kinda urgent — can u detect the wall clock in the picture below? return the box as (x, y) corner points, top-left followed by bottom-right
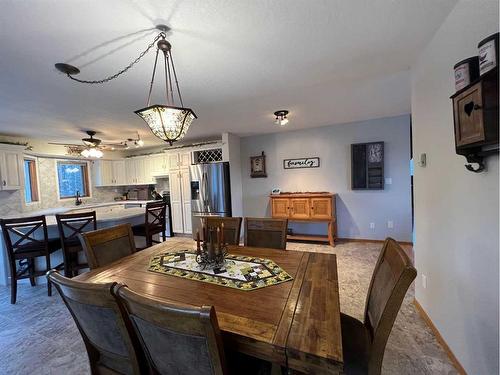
(250, 151), (267, 178)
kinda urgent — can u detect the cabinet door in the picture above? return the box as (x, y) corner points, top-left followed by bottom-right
(453, 82), (485, 146)
(271, 198), (289, 218)
(167, 153), (179, 171)
(180, 169), (192, 233)
(169, 171), (184, 233)
(142, 157), (156, 184)
(125, 158), (137, 184)
(0, 152), (21, 190)
(101, 160), (114, 186)
(310, 198), (332, 219)
(179, 152), (191, 168)
(112, 160), (126, 185)
(290, 198), (310, 219)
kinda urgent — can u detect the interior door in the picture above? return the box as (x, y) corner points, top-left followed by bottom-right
(310, 198), (332, 219)
(290, 198), (310, 219)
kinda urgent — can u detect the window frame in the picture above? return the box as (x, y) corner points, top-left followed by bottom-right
(23, 157), (40, 205)
(56, 160), (91, 200)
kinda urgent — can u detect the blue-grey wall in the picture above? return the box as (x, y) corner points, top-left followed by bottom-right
(240, 114), (412, 242)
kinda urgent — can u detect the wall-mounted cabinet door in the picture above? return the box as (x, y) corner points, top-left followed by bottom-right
(310, 198), (332, 219)
(271, 198), (289, 218)
(125, 158), (137, 184)
(142, 158), (156, 184)
(167, 153), (180, 171)
(112, 160), (126, 185)
(150, 154), (168, 176)
(179, 152), (191, 168)
(289, 198), (310, 219)
(0, 151), (21, 190)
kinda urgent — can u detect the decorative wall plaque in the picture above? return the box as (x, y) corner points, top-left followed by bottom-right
(250, 151), (267, 178)
(283, 157), (320, 169)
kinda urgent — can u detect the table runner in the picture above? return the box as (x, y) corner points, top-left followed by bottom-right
(148, 250), (293, 290)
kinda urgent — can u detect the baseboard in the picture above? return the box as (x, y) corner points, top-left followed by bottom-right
(413, 299), (467, 375)
(336, 237), (413, 246)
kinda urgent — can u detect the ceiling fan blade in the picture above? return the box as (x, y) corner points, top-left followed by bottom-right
(48, 142), (83, 146)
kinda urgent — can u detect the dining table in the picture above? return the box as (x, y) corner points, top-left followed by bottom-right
(75, 240), (344, 374)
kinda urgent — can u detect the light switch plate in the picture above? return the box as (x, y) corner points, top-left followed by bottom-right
(369, 222), (375, 229)
(387, 220), (394, 228)
(385, 178), (392, 185)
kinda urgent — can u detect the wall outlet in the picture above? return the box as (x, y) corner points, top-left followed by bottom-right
(385, 177), (392, 185)
(369, 222), (375, 229)
(387, 220), (394, 229)
(422, 274), (427, 289)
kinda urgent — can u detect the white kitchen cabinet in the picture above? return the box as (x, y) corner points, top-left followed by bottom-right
(112, 160), (126, 185)
(169, 167), (192, 234)
(0, 151), (21, 190)
(150, 154), (169, 176)
(125, 158), (137, 184)
(167, 151), (192, 171)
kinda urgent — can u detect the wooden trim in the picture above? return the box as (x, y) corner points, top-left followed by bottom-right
(413, 299), (467, 375)
(336, 237), (413, 246)
(24, 158), (39, 202)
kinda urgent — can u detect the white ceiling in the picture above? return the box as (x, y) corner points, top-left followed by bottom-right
(0, 0), (457, 147)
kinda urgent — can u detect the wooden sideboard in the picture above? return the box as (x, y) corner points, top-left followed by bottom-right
(270, 193), (336, 246)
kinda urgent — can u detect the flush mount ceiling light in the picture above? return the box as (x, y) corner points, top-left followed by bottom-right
(55, 25), (196, 146)
(81, 147), (103, 158)
(274, 110), (289, 126)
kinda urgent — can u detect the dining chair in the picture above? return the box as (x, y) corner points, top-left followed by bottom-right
(115, 285), (228, 375)
(0, 215), (61, 304)
(132, 201), (167, 249)
(56, 211), (96, 277)
(46, 270), (145, 375)
(79, 223), (136, 269)
(204, 216), (242, 245)
(340, 238), (417, 375)
(244, 218), (288, 250)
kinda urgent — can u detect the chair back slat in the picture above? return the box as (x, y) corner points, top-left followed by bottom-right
(79, 224), (136, 269)
(244, 218), (288, 250)
(47, 270), (143, 374)
(115, 285), (228, 375)
(145, 201), (166, 232)
(363, 238), (417, 373)
(56, 211), (97, 243)
(204, 217), (242, 245)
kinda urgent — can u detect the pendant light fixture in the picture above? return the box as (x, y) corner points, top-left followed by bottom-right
(134, 36), (197, 145)
(274, 110), (289, 126)
(54, 26), (196, 146)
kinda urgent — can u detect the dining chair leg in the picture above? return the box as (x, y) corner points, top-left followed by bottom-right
(8, 260), (17, 304)
(29, 259), (36, 286)
(46, 254), (52, 297)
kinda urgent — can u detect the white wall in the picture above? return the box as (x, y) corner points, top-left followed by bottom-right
(240, 115), (412, 242)
(411, 2), (499, 374)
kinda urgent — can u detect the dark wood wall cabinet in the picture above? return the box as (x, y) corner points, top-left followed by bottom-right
(351, 142), (384, 190)
(451, 67), (499, 172)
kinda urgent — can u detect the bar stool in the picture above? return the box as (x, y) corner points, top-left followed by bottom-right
(56, 211), (96, 277)
(0, 215), (61, 304)
(132, 201), (167, 249)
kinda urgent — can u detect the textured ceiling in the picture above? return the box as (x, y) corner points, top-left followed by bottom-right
(0, 0), (457, 146)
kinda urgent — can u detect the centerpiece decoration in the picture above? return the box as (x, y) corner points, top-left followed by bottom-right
(195, 223), (227, 270)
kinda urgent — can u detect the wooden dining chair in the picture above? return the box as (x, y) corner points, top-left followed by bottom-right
(47, 270), (145, 375)
(340, 238), (417, 375)
(79, 223), (136, 270)
(244, 218), (288, 250)
(0, 215), (61, 304)
(114, 285), (228, 375)
(56, 211), (96, 277)
(204, 216), (242, 245)
(132, 201), (167, 249)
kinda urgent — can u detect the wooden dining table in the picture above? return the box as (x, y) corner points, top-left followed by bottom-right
(75, 241), (344, 374)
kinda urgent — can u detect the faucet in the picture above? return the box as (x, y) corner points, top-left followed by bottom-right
(75, 190), (83, 206)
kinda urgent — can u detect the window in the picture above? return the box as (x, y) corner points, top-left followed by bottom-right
(24, 159), (39, 203)
(57, 162), (90, 199)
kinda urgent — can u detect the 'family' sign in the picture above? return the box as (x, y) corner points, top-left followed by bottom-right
(283, 157), (320, 169)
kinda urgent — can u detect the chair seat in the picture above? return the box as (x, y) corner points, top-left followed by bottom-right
(14, 238), (61, 257)
(341, 313), (371, 375)
(131, 223), (146, 236)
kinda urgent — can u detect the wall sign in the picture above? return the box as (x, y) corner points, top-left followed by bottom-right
(250, 151), (267, 178)
(283, 157), (320, 169)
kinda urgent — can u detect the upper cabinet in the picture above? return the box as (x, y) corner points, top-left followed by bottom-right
(0, 150), (22, 190)
(168, 151), (191, 171)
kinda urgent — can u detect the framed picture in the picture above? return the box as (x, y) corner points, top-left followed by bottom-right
(250, 151), (267, 178)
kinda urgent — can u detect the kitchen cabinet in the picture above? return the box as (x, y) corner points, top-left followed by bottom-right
(112, 160), (126, 185)
(270, 193), (336, 246)
(150, 154), (169, 176)
(125, 157), (148, 185)
(168, 151), (191, 171)
(94, 159), (128, 186)
(169, 167), (192, 234)
(0, 150), (21, 190)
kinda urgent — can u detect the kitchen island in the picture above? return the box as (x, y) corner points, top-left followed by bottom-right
(0, 201), (165, 286)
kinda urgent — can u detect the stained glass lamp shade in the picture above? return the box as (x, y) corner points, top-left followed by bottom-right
(135, 105), (196, 146)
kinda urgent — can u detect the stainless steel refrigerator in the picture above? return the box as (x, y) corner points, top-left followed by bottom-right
(190, 162), (231, 239)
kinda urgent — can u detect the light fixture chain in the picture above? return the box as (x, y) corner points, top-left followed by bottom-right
(67, 32), (166, 85)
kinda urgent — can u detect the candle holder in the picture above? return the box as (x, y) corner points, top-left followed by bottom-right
(195, 224), (228, 270)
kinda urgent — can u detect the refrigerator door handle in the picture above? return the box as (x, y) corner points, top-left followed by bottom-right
(203, 171), (209, 211)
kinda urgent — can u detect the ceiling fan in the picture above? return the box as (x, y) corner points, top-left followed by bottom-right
(49, 130), (144, 158)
